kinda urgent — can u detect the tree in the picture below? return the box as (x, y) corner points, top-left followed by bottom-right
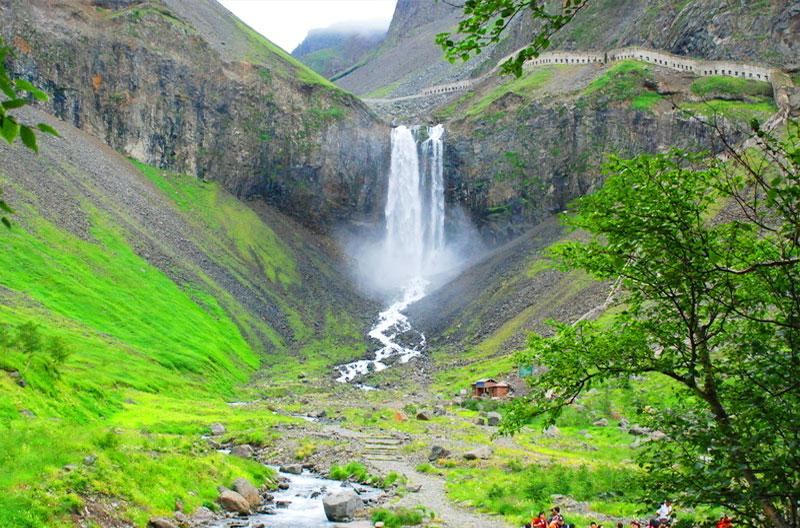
(0, 37), (59, 228)
(436, 0), (589, 77)
(505, 122), (800, 528)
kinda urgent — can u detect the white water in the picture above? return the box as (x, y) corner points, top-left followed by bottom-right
(336, 125), (445, 384)
(210, 468), (381, 528)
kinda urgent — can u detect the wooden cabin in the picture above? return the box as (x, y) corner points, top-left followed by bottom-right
(472, 378), (511, 398)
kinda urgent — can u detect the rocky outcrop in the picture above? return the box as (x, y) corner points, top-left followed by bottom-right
(218, 489), (251, 514)
(0, 0), (390, 229)
(232, 477), (260, 508)
(444, 96), (743, 244)
(323, 489), (364, 522)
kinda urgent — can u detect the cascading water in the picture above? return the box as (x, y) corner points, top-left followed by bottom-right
(336, 125), (445, 383)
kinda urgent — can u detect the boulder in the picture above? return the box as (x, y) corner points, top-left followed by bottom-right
(463, 446), (493, 460)
(433, 405), (446, 416)
(209, 423), (226, 436)
(147, 517), (178, 528)
(628, 424), (649, 436)
(173, 511), (190, 527)
(592, 418), (609, 427)
(190, 506), (215, 520)
(428, 445), (451, 461)
(416, 409), (432, 421)
(393, 411), (407, 422)
(323, 489), (364, 522)
(280, 464), (303, 475)
(649, 431), (667, 441)
(618, 417), (630, 428)
(473, 417), (485, 426)
(486, 412), (502, 426)
(406, 484), (422, 493)
(275, 500), (291, 508)
(542, 425), (561, 438)
(308, 409), (327, 418)
(232, 477), (260, 507)
(218, 490), (250, 514)
(83, 455), (97, 465)
(230, 444), (255, 459)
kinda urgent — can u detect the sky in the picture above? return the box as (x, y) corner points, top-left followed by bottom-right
(219, 0), (398, 53)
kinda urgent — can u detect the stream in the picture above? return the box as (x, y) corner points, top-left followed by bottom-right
(209, 468), (381, 528)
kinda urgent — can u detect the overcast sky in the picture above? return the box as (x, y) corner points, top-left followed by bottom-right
(219, 0), (398, 53)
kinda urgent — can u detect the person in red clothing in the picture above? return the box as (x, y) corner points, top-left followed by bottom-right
(717, 514), (733, 528)
(533, 512), (548, 528)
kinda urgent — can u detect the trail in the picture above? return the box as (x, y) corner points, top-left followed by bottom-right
(323, 424), (513, 528)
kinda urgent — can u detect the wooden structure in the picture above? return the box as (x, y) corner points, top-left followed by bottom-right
(472, 378), (511, 398)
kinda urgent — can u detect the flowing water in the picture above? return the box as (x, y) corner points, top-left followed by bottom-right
(336, 125), (446, 384)
(210, 468), (381, 528)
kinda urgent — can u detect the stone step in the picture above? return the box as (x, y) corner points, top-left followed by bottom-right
(364, 439), (403, 445)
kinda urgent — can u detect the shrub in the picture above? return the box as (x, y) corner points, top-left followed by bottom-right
(372, 506), (430, 527)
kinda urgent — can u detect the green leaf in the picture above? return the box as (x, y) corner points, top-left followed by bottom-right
(36, 123), (60, 137)
(15, 79), (48, 101)
(1, 216), (11, 229)
(1, 116), (19, 144)
(2, 98), (27, 110)
(20, 125), (38, 151)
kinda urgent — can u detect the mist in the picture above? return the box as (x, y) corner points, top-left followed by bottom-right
(307, 19), (390, 37)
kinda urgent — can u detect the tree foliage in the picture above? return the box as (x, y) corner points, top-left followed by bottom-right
(506, 121), (800, 528)
(436, 0), (589, 77)
(0, 38), (59, 228)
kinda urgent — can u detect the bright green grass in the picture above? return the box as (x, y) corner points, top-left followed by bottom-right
(232, 19), (339, 89)
(0, 204), (258, 396)
(0, 395), (286, 527)
(631, 91), (664, 111)
(690, 75), (773, 98)
(133, 160), (298, 287)
(680, 99), (777, 123)
(583, 60), (651, 98)
(466, 68), (557, 118)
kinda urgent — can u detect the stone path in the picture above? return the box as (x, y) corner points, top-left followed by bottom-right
(323, 425), (513, 528)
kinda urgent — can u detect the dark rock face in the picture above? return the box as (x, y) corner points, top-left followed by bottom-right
(91, 0), (143, 8)
(501, 0), (800, 68)
(444, 102), (738, 244)
(1, 0), (390, 229)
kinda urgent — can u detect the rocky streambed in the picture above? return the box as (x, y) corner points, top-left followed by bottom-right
(207, 467), (383, 528)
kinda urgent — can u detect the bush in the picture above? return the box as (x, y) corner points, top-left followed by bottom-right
(372, 507), (430, 527)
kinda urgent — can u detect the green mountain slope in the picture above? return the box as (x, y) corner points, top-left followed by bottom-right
(0, 108), (372, 527)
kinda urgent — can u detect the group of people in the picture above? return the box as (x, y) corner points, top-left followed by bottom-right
(524, 502), (733, 528)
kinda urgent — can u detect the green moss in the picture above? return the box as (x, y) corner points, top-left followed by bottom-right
(631, 91), (664, 111)
(690, 75), (773, 98)
(680, 99), (778, 122)
(232, 19), (340, 89)
(466, 68), (556, 118)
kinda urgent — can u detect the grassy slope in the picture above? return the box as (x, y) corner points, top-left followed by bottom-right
(0, 151), (366, 526)
(439, 59), (776, 123)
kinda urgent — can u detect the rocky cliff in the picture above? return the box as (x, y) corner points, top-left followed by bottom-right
(333, 0), (472, 97)
(434, 58), (778, 243)
(0, 0), (390, 228)
(292, 22), (387, 79)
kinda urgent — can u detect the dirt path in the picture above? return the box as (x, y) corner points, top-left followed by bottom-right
(323, 425), (514, 528)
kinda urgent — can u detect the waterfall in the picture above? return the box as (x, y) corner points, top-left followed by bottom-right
(336, 124), (446, 384)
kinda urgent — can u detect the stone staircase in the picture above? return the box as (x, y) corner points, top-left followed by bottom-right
(362, 434), (404, 462)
